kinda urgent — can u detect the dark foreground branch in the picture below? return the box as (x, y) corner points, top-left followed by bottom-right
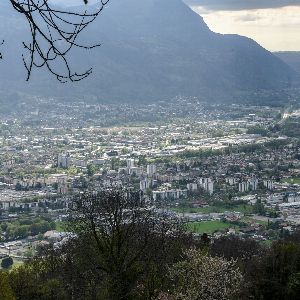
(6, 0), (110, 82)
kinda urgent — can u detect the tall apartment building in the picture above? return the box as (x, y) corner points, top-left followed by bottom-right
(264, 180), (274, 190)
(248, 178), (259, 191)
(140, 179), (151, 191)
(198, 177), (214, 195)
(239, 182), (250, 193)
(147, 164), (157, 176)
(57, 153), (70, 169)
(126, 159), (135, 169)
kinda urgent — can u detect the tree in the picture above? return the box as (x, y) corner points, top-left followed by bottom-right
(66, 188), (191, 299)
(253, 198), (266, 216)
(243, 240), (300, 300)
(1, 257), (14, 269)
(8, 263), (50, 300)
(2, 0), (110, 81)
(30, 221), (51, 235)
(35, 182), (42, 189)
(14, 225), (30, 239)
(210, 236), (261, 263)
(287, 272), (300, 299)
(3, 188), (193, 300)
(0, 272), (15, 300)
(169, 249), (243, 300)
(15, 182), (22, 191)
(87, 164), (96, 177)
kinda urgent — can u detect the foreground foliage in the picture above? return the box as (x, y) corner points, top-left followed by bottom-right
(169, 249), (242, 300)
(1, 190), (300, 299)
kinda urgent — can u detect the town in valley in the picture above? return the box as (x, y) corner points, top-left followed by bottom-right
(1, 96), (300, 267)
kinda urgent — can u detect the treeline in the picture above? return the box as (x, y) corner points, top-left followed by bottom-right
(1, 190), (300, 299)
(279, 118), (300, 138)
(0, 217), (55, 241)
(175, 138), (290, 161)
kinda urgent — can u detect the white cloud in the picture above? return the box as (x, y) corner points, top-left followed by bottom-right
(192, 6), (300, 51)
(185, 0), (300, 11)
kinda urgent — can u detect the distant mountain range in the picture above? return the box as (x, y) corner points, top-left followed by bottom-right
(0, 0), (298, 104)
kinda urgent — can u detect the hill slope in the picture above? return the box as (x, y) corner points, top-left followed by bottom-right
(0, 0), (297, 103)
(275, 52), (300, 74)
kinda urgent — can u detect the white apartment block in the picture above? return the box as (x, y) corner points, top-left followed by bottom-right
(147, 164), (157, 176)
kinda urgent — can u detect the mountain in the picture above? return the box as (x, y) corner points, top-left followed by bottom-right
(0, 0), (298, 103)
(274, 52), (300, 75)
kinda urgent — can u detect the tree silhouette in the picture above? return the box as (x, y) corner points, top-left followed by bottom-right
(1, 0), (110, 82)
(66, 188), (191, 299)
(1, 257), (13, 269)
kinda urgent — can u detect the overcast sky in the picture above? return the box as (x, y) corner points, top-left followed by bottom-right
(186, 0), (300, 51)
(186, 0), (300, 10)
(51, 0), (300, 51)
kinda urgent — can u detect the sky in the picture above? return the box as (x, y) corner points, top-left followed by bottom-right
(51, 0), (300, 52)
(186, 0), (300, 51)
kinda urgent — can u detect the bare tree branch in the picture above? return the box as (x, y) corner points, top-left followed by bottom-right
(0, 40), (4, 60)
(2, 0), (110, 82)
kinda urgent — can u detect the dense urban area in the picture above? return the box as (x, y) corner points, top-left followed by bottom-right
(0, 96), (299, 263)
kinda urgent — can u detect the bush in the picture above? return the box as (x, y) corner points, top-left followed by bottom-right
(1, 257), (13, 269)
(169, 249), (243, 300)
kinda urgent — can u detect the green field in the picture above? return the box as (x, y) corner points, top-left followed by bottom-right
(173, 204), (253, 215)
(186, 220), (235, 234)
(282, 177), (300, 185)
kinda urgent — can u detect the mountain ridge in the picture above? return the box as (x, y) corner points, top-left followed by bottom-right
(0, 0), (298, 103)
(274, 52), (300, 75)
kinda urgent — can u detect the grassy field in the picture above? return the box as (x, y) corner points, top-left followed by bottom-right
(241, 216), (268, 226)
(185, 220), (235, 234)
(282, 177), (300, 185)
(173, 204), (253, 215)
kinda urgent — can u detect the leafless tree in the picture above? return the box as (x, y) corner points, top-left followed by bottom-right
(1, 0), (110, 82)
